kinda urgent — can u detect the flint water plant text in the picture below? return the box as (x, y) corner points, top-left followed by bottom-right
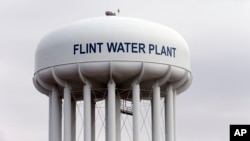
(73, 42), (176, 57)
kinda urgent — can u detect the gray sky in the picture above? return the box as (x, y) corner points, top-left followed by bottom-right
(1, 0), (250, 141)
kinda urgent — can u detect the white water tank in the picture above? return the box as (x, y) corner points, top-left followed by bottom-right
(33, 16), (192, 141)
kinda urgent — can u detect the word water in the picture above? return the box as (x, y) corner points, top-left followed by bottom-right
(230, 125), (250, 141)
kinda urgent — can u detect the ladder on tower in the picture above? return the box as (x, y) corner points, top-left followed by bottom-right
(120, 99), (133, 115)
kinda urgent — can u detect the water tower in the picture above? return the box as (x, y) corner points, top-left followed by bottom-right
(33, 13), (192, 141)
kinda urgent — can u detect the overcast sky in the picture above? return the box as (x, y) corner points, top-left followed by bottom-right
(1, 0), (250, 141)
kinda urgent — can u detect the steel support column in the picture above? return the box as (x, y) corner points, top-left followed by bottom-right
(105, 96), (108, 141)
(49, 90), (52, 141)
(152, 85), (161, 141)
(91, 101), (95, 141)
(84, 84), (91, 141)
(64, 83), (72, 141)
(115, 94), (121, 141)
(71, 100), (76, 141)
(49, 87), (61, 141)
(107, 80), (116, 141)
(165, 85), (175, 141)
(132, 84), (140, 141)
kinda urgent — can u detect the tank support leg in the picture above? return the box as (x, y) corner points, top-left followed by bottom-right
(116, 94), (121, 141)
(165, 85), (175, 141)
(105, 96), (108, 141)
(84, 84), (91, 141)
(152, 85), (161, 141)
(64, 83), (72, 141)
(107, 80), (116, 141)
(91, 101), (95, 141)
(132, 84), (140, 141)
(49, 87), (61, 141)
(71, 100), (76, 141)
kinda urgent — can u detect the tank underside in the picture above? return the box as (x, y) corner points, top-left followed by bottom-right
(33, 61), (192, 101)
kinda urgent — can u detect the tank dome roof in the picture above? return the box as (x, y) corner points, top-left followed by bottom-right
(33, 16), (192, 96)
(35, 16), (190, 72)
